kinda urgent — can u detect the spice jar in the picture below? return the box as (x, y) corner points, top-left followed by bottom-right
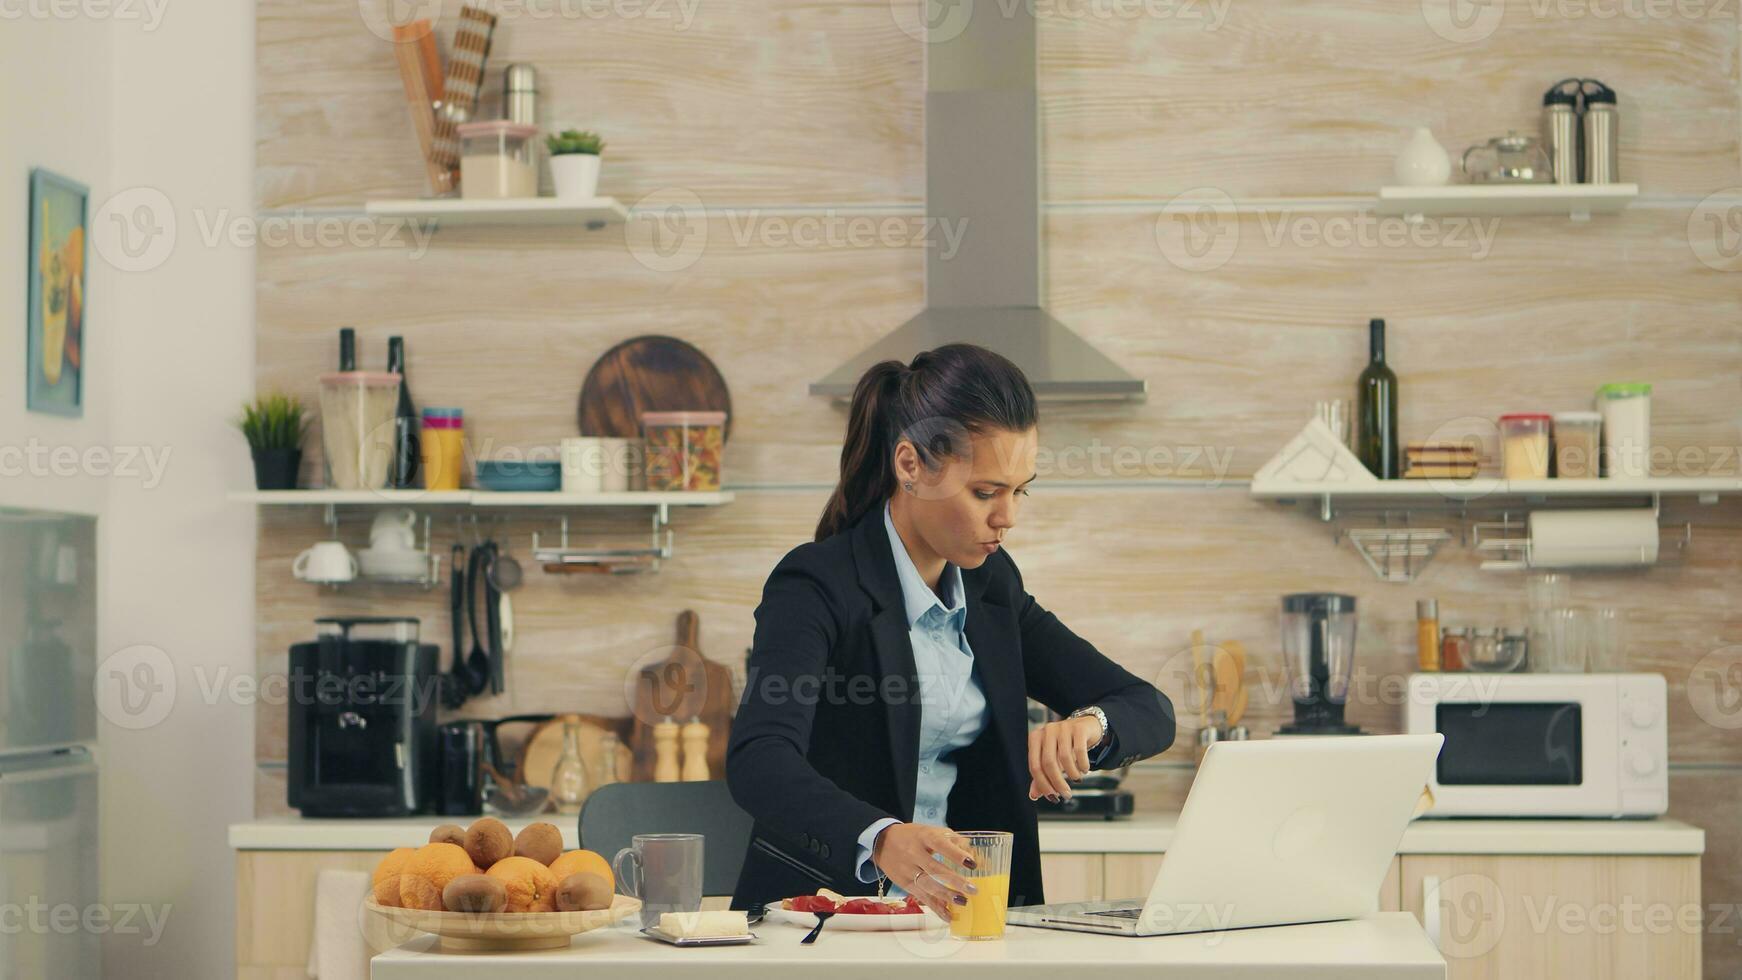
(1498, 413), (1552, 480)
(1553, 411), (1601, 479)
(1439, 627), (1469, 671)
(1416, 599), (1441, 671)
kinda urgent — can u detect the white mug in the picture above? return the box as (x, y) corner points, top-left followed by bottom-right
(293, 541), (358, 583)
(369, 508), (418, 552)
(601, 437), (635, 492)
(562, 437), (606, 494)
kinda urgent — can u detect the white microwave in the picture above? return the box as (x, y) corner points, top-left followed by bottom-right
(1404, 673), (1667, 818)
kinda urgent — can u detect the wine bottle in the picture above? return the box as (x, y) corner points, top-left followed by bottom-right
(1356, 318), (1399, 479)
(386, 336), (421, 488)
(338, 327), (356, 371)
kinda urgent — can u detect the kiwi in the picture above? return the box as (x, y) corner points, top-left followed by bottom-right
(442, 874), (507, 914)
(464, 817), (514, 870)
(428, 824), (466, 848)
(554, 872), (612, 912)
(514, 822), (563, 867)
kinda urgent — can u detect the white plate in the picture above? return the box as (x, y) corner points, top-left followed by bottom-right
(762, 906), (943, 931)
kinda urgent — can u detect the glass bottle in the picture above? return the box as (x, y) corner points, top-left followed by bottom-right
(1357, 318), (1400, 479)
(1416, 599), (1441, 671)
(386, 336), (420, 488)
(549, 718), (587, 815)
(596, 732), (619, 788)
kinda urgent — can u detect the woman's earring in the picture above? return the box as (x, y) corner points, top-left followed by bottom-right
(903, 482), (914, 494)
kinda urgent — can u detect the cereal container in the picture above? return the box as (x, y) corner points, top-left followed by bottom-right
(641, 411), (726, 491)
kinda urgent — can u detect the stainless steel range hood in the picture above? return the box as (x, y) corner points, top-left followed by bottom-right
(809, 2), (1146, 402)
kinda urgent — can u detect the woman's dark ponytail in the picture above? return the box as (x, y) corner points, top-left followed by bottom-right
(815, 344), (1038, 541)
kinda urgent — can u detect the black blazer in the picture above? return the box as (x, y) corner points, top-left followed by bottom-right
(726, 504), (1175, 910)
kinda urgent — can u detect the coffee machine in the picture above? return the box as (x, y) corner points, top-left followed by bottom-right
(1278, 593), (1363, 736)
(288, 617), (440, 817)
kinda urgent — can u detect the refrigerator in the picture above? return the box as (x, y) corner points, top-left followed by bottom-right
(0, 509), (99, 979)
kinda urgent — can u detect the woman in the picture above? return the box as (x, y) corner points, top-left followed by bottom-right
(726, 344), (1174, 918)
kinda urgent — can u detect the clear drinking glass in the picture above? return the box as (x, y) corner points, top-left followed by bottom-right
(949, 831), (1013, 941)
(1537, 608), (1589, 673)
(1587, 608), (1625, 673)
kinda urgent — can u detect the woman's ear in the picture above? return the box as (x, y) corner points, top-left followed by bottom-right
(891, 438), (921, 491)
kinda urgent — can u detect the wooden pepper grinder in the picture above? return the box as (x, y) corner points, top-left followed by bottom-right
(680, 718), (711, 781)
(652, 718), (681, 783)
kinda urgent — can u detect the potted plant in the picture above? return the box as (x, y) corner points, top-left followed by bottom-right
(545, 129), (605, 200)
(238, 393), (308, 490)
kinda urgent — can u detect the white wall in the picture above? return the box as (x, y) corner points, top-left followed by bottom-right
(3, 6), (257, 979)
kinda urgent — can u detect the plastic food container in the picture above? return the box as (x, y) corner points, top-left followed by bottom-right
(419, 408), (465, 491)
(319, 372), (402, 489)
(1498, 413), (1552, 480)
(1553, 411), (1602, 478)
(1596, 383), (1651, 478)
(457, 121), (539, 200)
(642, 411), (726, 491)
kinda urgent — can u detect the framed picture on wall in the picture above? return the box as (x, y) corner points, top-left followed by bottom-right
(27, 168), (88, 417)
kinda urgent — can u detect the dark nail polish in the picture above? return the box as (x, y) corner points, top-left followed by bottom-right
(954, 894), (969, 906)
(965, 857), (978, 870)
(1047, 794), (1060, 803)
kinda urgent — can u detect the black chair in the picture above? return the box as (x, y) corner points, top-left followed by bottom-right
(577, 780), (753, 897)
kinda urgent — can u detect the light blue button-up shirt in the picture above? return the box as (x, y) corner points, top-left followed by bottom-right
(853, 502), (988, 884)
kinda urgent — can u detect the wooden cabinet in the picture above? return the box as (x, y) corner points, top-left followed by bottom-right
(1038, 854), (1103, 905)
(1102, 853), (1402, 910)
(236, 850), (386, 980)
(1399, 855), (1702, 980)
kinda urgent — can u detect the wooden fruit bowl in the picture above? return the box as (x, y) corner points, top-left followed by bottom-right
(366, 894), (641, 952)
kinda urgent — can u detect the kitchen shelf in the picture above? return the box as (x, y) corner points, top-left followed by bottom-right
(1375, 183), (1638, 222)
(229, 490), (733, 508)
(1251, 476), (1741, 506)
(361, 196), (628, 230)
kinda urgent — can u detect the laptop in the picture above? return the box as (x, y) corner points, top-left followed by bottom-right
(1007, 733), (1443, 937)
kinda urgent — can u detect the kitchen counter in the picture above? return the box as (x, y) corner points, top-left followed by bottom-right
(369, 912), (1444, 979)
(229, 813), (1705, 856)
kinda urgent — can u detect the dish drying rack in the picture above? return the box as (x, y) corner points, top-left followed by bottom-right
(1338, 522), (1453, 584)
(532, 512), (671, 574)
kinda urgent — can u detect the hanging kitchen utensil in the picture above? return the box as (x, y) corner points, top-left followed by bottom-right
(482, 540), (506, 695)
(489, 525), (523, 591)
(576, 336), (733, 441)
(498, 590), (515, 655)
(628, 610), (736, 781)
(443, 543), (473, 709)
(461, 544), (492, 696)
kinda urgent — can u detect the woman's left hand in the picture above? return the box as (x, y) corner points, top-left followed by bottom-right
(1027, 715), (1102, 802)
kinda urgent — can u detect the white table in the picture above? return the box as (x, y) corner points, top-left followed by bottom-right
(370, 912), (1445, 979)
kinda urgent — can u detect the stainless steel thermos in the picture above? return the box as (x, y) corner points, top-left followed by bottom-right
(1581, 80), (1619, 184)
(1541, 78), (1618, 185)
(1542, 78), (1582, 184)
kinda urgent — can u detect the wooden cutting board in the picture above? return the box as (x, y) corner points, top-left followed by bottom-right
(517, 713), (634, 800)
(575, 336), (733, 441)
(627, 610), (736, 782)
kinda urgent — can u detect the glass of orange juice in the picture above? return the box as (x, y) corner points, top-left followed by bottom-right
(949, 831), (1013, 940)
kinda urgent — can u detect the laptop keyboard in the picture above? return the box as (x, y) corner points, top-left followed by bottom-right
(1085, 907), (1142, 919)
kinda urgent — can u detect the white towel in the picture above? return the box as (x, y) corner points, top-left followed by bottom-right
(307, 870), (372, 980)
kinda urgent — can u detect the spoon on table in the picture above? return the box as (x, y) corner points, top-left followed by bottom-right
(799, 910), (835, 945)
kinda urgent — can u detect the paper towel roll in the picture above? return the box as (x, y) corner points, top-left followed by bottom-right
(1528, 509), (1659, 568)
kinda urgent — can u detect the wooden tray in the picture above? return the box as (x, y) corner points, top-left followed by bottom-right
(366, 893), (640, 952)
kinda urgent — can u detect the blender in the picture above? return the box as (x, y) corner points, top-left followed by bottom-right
(1278, 593), (1363, 736)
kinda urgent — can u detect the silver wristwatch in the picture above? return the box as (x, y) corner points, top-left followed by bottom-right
(1068, 705), (1108, 745)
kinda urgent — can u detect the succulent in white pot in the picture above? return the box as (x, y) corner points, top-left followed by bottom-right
(545, 129), (605, 200)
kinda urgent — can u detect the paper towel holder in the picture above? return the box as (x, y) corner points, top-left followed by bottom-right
(1471, 513), (1691, 572)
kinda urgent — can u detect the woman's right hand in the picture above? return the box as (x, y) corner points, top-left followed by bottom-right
(870, 822), (979, 920)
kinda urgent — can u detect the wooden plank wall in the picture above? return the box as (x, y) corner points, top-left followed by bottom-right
(257, 1), (1742, 971)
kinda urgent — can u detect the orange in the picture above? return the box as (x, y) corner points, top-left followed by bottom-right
(370, 847), (415, 908)
(486, 856), (559, 913)
(399, 843), (480, 911)
(548, 850), (613, 893)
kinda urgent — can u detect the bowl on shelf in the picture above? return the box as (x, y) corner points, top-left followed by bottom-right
(475, 459), (561, 493)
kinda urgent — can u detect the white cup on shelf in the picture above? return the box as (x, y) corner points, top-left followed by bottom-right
(293, 541), (358, 584)
(562, 437), (606, 494)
